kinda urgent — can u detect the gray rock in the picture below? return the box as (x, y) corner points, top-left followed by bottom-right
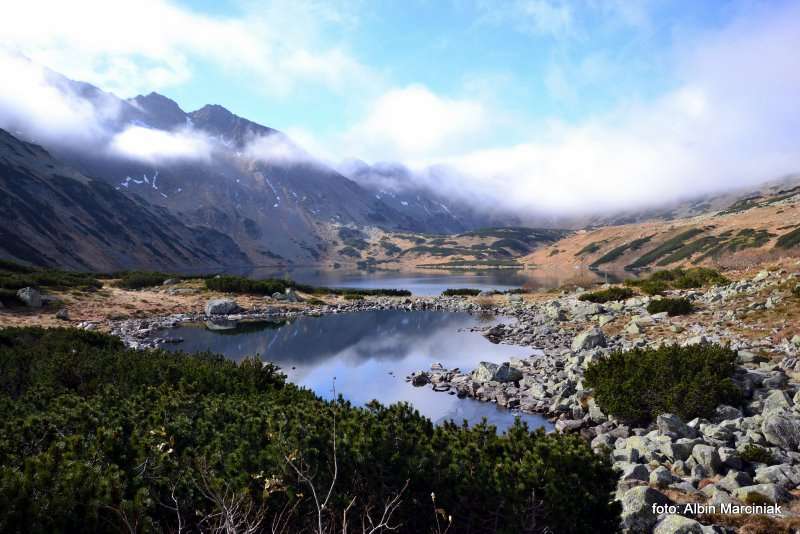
(410, 373), (430, 386)
(620, 463), (650, 482)
(732, 483), (792, 504)
(162, 278), (181, 285)
(472, 362), (499, 382)
(653, 515), (706, 534)
(762, 413), (800, 450)
(493, 362), (523, 383)
(712, 405), (743, 422)
(55, 308), (69, 320)
(754, 464), (800, 489)
(620, 487), (672, 533)
(16, 287), (41, 308)
(571, 327), (606, 351)
(691, 444), (722, 475)
(718, 470), (752, 492)
(657, 413), (696, 439)
(204, 299), (240, 316)
(650, 466), (674, 488)
(555, 419), (583, 433)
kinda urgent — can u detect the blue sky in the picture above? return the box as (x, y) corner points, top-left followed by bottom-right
(1, 0), (799, 213)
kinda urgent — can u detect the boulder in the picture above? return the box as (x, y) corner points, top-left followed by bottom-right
(620, 487), (672, 533)
(162, 278), (181, 285)
(762, 413), (800, 450)
(204, 299), (240, 316)
(284, 288), (301, 303)
(571, 328), (606, 351)
(472, 362), (521, 383)
(657, 413), (696, 439)
(733, 483), (792, 504)
(411, 373), (431, 387)
(718, 470), (752, 492)
(16, 287), (42, 308)
(620, 463), (650, 482)
(649, 466), (674, 488)
(55, 308), (70, 321)
(472, 362), (499, 382)
(653, 515), (705, 534)
(555, 419), (583, 433)
(754, 464), (800, 489)
(691, 444), (722, 475)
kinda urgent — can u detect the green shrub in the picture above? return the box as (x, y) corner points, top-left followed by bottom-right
(740, 444), (775, 465)
(578, 286), (634, 303)
(343, 293), (364, 300)
(627, 268), (728, 294)
(646, 297), (694, 316)
(442, 288), (482, 296)
(776, 226), (800, 249)
(584, 343), (741, 425)
(0, 289), (24, 307)
(0, 327), (620, 533)
(205, 275), (291, 295)
(114, 271), (173, 289)
(0, 270), (101, 291)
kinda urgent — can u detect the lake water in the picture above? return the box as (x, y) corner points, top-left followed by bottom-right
(220, 266), (621, 296)
(158, 310), (553, 433)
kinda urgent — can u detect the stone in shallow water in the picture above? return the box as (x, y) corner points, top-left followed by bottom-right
(205, 298), (240, 315)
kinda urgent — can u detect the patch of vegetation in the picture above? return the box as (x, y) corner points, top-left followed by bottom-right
(740, 444), (775, 465)
(578, 287), (634, 303)
(717, 195), (762, 216)
(114, 271), (173, 289)
(776, 226), (800, 249)
(0, 327), (620, 533)
(590, 235), (653, 268)
(646, 297), (694, 316)
(626, 267), (728, 294)
(0, 288), (25, 307)
(379, 241), (402, 256)
(418, 259), (522, 269)
(338, 246), (362, 258)
(343, 293), (364, 300)
(206, 275), (293, 295)
(693, 229), (776, 262)
(626, 228), (705, 269)
(442, 288), (482, 296)
(0, 261), (101, 291)
(584, 343), (741, 425)
(459, 227), (568, 244)
(206, 275), (411, 297)
(576, 241), (605, 256)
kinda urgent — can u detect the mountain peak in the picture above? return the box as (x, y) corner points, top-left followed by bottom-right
(130, 92), (187, 130)
(189, 104), (277, 146)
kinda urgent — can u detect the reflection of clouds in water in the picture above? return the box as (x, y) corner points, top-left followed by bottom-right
(162, 310), (548, 432)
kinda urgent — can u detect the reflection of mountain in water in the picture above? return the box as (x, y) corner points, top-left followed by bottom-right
(167, 310), (495, 367)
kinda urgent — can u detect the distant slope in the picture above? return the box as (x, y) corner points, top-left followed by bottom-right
(0, 128), (248, 271)
(526, 184), (800, 272)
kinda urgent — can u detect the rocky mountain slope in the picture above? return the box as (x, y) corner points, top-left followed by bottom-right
(0, 128), (247, 271)
(526, 182), (800, 273)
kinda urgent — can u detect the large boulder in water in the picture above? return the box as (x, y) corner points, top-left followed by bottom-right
(16, 287), (42, 308)
(205, 298), (240, 316)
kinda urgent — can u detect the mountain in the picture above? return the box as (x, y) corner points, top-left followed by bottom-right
(0, 128), (247, 271)
(337, 160), (521, 233)
(525, 176), (800, 272)
(12, 64), (509, 266)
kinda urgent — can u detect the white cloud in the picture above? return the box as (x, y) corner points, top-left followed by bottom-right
(242, 132), (321, 167)
(342, 84), (489, 162)
(338, 2), (800, 215)
(0, 0), (372, 97)
(0, 51), (113, 145)
(109, 125), (212, 163)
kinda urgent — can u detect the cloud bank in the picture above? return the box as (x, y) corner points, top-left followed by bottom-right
(337, 2), (800, 214)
